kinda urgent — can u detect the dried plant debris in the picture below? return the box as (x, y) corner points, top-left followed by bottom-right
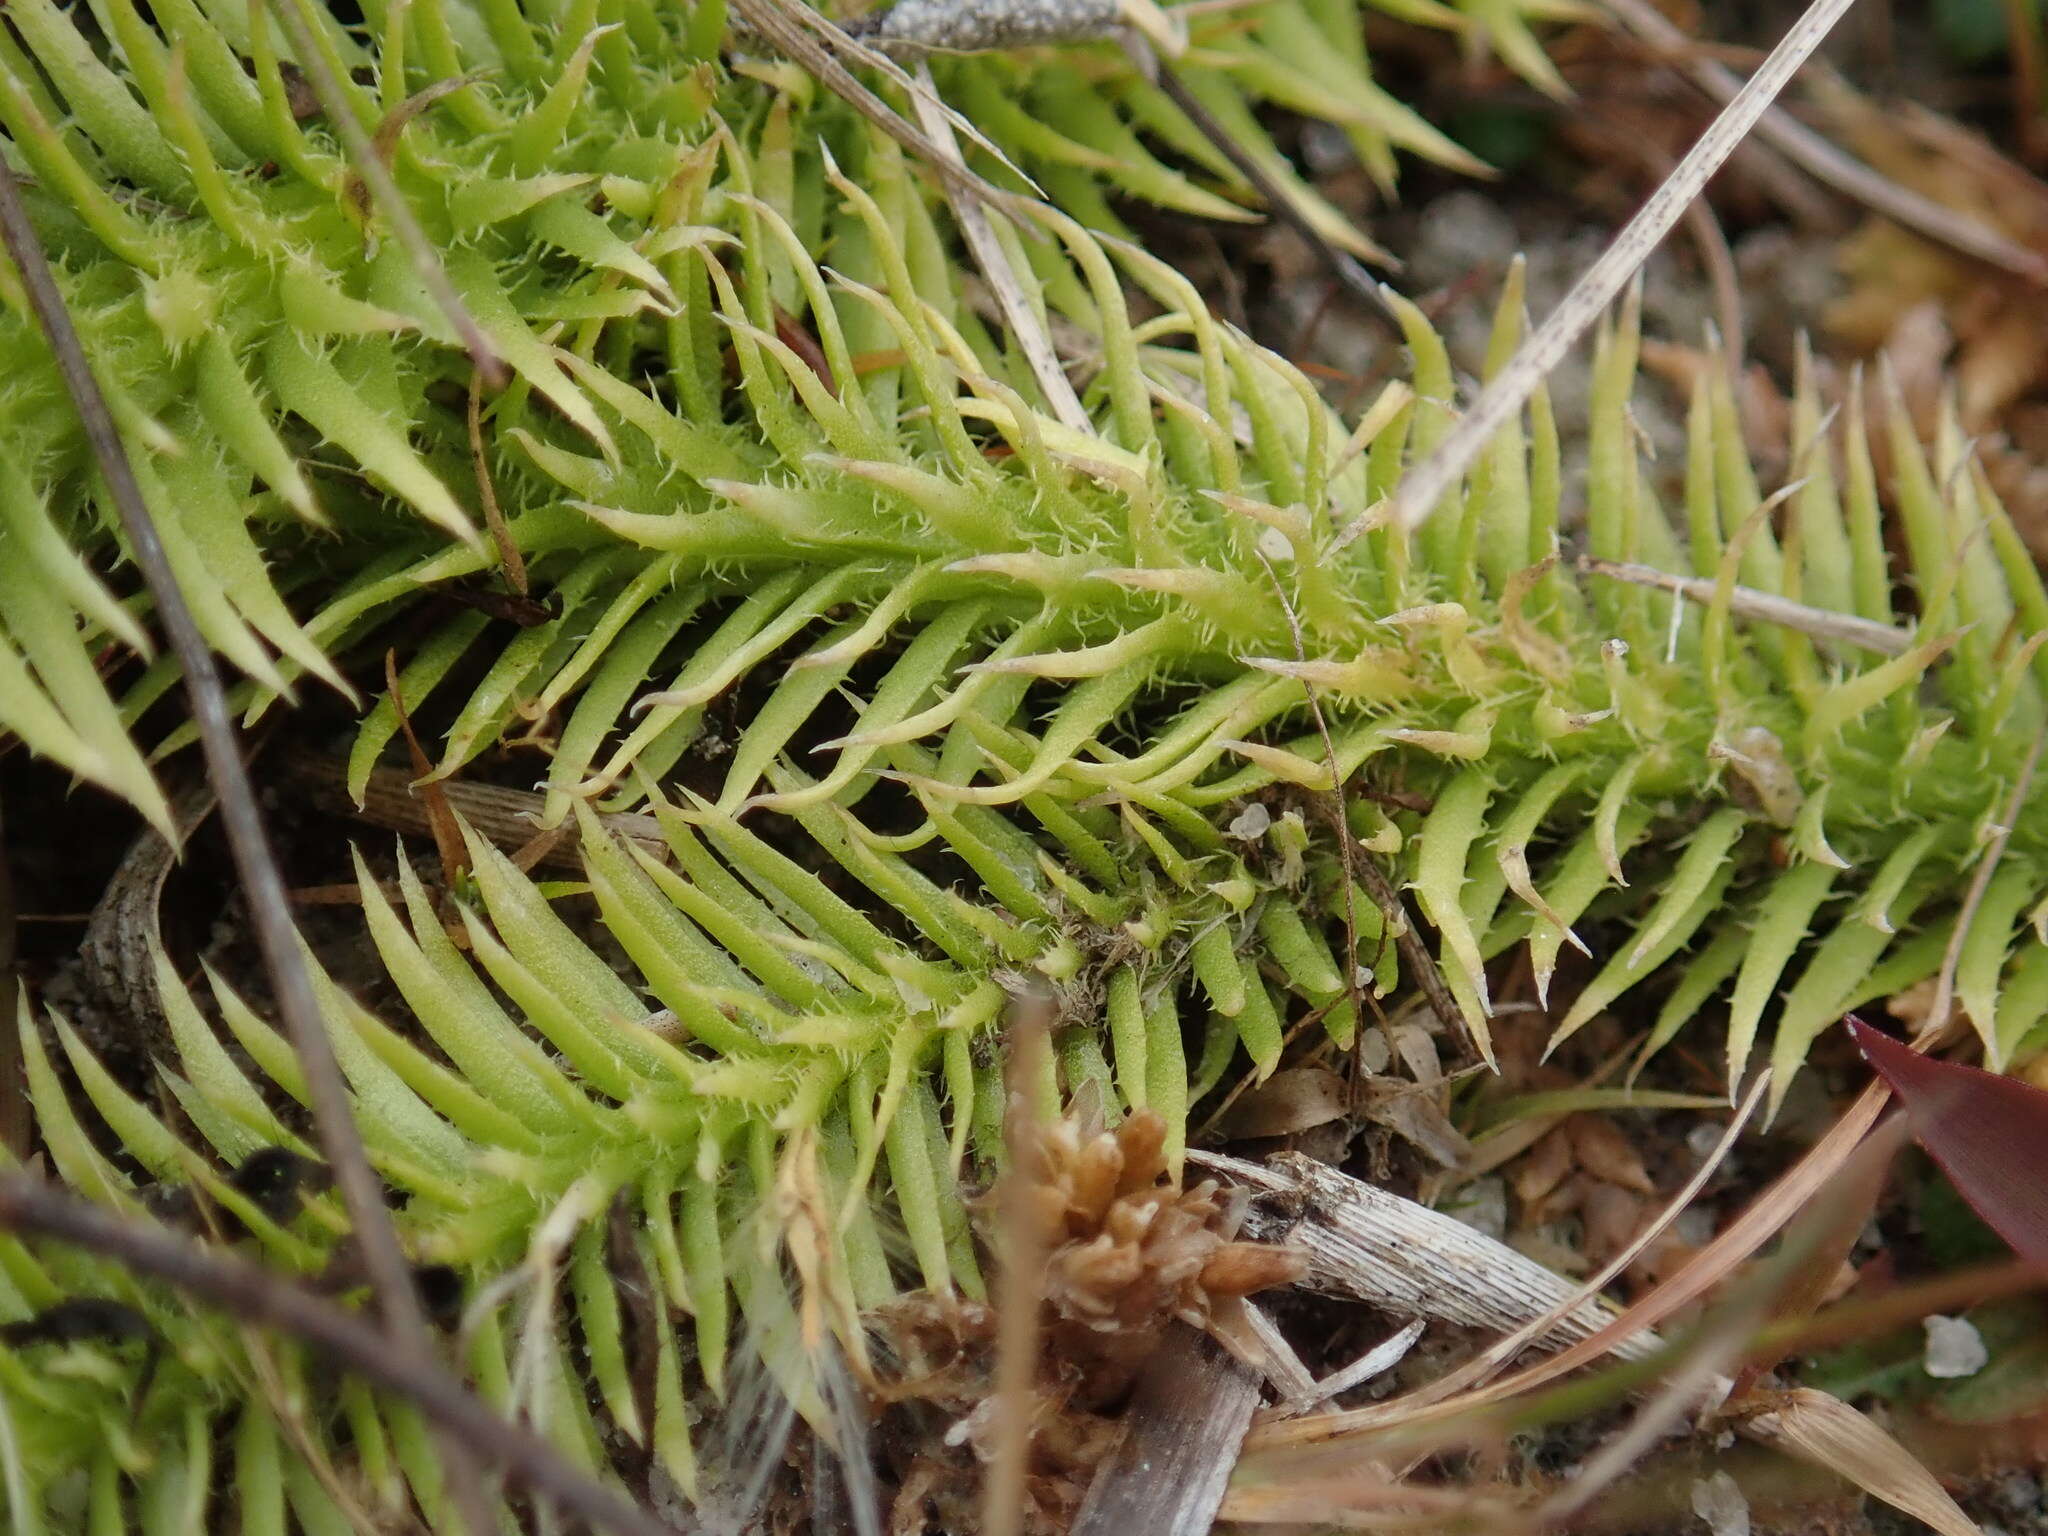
(868, 1109), (1299, 1530)
(1199, 1148), (1659, 1361)
(1025, 1108), (1302, 1348)
(1816, 82), (2048, 551)
(0, 0), (2046, 1521)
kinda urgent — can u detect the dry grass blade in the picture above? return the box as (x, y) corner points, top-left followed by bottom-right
(910, 65), (1092, 434)
(1398, 1071), (1771, 1420)
(0, 151), (504, 1536)
(1232, 1113), (1953, 1536)
(1729, 1113), (1907, 1399)
(1582, 558), (1914, 654)
(1745, 1389), (1983, 1536)
(1541, 1117), (1912, 1529)
(1469, 1081), (1890, 1397)
(1250, 1078), (1893, 1450)
(1602, 0), (2048, 285)
(1342, 0), (1863, 542)
(1747, 1257), (2048, 1362)
(1534, 1319), (1753, 1527)
(1278, 1317), (1426, 1415)
(0, 1174), (679, 1536)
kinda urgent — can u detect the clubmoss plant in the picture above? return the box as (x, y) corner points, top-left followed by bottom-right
(1, 0), (2047, 1523)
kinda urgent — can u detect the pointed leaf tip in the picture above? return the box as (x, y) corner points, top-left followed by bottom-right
(1846, 1015), (2048, 1262)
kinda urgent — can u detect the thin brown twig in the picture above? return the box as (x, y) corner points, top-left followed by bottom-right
(0, 151), (504, 1536)
(1581, 557), (1915, 654)
(469, 370), (528, 595)
(0, 1173), (681, 1536)
(383, 653), (470, 898)
(982, 993), (1054, 1536)
(1346, 849), (1473, 1058)
(1192, 994), (1341, 1142)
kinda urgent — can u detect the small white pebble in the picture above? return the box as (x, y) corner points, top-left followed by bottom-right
(1690, 1470), (1750, 1536)
(1227, 802), (1272, 841)
(1686, 1122), (1724, 1160)
(1923, 1315), (1989, 1379)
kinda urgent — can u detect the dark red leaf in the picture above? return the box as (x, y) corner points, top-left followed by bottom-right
(1846, 1015), (2048, 1262)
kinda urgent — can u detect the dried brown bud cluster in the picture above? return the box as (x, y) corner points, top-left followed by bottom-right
(870, 1112), (1303, 1533)
(1020, 1109), (1304, 1335)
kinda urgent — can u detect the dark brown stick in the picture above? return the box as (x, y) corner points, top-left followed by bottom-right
(0, 807), (24, 1158)
(0, 152), (507, 1533)
(0, 1174), (682, 1536)
(1341, 834), (1475, 1060)
(278, 748), (669, 870)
